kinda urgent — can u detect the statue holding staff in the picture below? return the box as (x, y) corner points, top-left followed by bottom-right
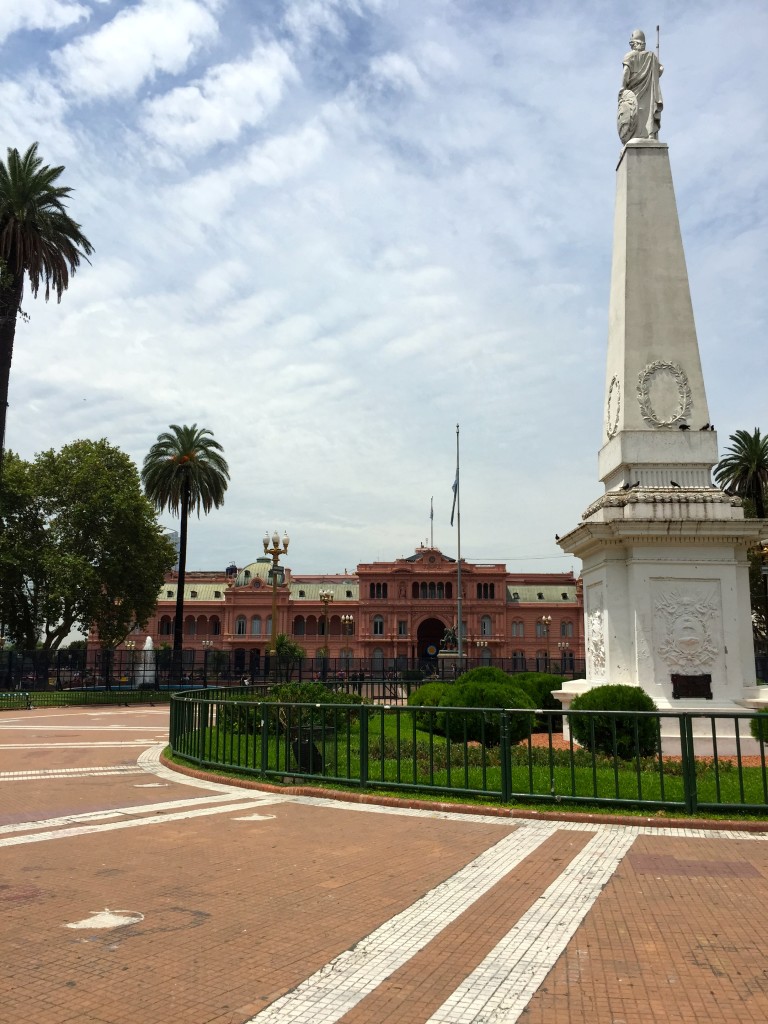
(617, 28), (663, 144)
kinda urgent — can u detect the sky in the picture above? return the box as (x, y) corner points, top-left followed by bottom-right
(2, 0), (766, 578)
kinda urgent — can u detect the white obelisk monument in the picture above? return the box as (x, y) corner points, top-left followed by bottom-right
(556, 30), (767, 747)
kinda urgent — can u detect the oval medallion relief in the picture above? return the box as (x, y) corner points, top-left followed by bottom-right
(637, 361), (692, 427)
(606, 375), (621, 439)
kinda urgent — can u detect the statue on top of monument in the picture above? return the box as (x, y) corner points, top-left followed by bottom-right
(617, 28), (663, 145)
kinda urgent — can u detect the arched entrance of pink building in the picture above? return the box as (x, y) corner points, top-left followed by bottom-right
(416, 617), (447, 665)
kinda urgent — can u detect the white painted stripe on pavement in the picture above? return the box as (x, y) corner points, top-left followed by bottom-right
(0, 724), (167, 730)
(0, 798), (283, 847)
(0, 792), (261, 835)
(0, 742), (167, 748)
(426, 828), (636, 1023)
(0, 741), (163, 749)
(245, 823), (559, 1024)
(0, 709), (167, 720)
(0, 766), (146, 780)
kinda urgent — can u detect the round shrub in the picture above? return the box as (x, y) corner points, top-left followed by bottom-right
(454, 666), (518, 689)
(408, 681), (452, 731)
(510, 673), (565, 730)
(268, 681), (367, 728)
(509, 673), (565, 709)
(271, 681), (336, 704)
(438, 680), (535, 746)
(570, 684), (658, 759)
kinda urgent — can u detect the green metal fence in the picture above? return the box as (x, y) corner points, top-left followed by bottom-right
(16, 689), (171, 708)
(168, 693), (768, 815)
(0, 691), (31, 710)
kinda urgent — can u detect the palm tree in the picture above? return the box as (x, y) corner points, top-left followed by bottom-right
(715, 428), (768, 648)
(714, 429), (768, 517)
(0, 143), (93, 461)
(141, 425), (230, 657)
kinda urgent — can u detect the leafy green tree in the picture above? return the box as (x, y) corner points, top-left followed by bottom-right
(0, 451), (48, 648)
(0, 440), (176, 650)
(141, 424), (229, 654)
(0, 144), (93, 462)
(715, 429), (768, 649)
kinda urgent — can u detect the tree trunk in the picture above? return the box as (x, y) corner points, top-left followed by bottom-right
(172, 481), (189, 682)
(0, 279), (23, 471)
(754, 484), (766, 521)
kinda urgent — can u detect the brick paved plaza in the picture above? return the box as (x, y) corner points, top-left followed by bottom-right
(1, 706), (767, 1023)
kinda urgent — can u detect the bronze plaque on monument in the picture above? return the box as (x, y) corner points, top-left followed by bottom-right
(671, 674), (713, 700)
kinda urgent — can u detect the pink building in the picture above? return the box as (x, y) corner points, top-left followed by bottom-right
(109, 546), (584, 676)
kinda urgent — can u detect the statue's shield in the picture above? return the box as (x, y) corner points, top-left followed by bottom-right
(617, 89), (638, 144)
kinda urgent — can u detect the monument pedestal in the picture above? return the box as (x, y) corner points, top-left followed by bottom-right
(437, 651), (466, 679)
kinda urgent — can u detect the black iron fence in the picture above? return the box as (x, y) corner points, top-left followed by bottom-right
(2, 647), (765, 694)
(169, 694), (768, 815)
(0, 648), (589, 691)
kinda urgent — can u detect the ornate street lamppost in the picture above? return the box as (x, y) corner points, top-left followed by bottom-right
(539, 615), (552, 671)
(340, 614), (354, 683)
(264, 530), (290, 676)
(201, 638), (214, 687)
(475, 639), (488, 667)
(125, 640), (135, 686)
(319, 588), (333, 681)
(557, 640), (570, 673)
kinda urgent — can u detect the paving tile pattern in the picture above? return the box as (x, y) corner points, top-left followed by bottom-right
(1, 706), (768, 1024)
(521, 833), (768, 1023)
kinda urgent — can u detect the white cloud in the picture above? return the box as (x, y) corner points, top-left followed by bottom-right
(369, 52), (426, 95)
(163, 119), (330, 243)
(0, 0), (89, 45)
(52, 0), (219, 99)
(141, 41), (298, 153)
(3, 1), (767, 577)
(282, 0), (350, 48)
(282, 0), (387, 49)
(0, 77), (76, 157)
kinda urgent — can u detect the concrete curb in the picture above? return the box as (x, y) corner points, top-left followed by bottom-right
(159, 753), (768, 833)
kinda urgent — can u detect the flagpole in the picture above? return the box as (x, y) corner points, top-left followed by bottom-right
(430, 496), (434, 548)
(455, 424), (462, 660)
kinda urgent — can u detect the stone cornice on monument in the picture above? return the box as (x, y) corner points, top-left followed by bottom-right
(559, 516), (766, 563)
(581, 487), (743, 521)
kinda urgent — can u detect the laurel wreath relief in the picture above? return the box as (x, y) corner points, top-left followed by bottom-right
(636, 361), (692, 427)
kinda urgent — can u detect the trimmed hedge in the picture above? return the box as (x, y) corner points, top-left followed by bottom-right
(453, 666), (517, 690)
(509, 673), (566, 731)
(407, 681), (452, 730)
(438, 680), (535, 746)
(570, 684), (659, 759)
(219, 681), (368, 733)
(509, 673), (565, 712)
